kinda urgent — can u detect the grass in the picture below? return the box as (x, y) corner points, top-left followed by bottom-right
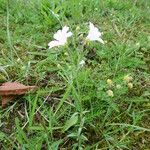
(0, 0), (150, 149)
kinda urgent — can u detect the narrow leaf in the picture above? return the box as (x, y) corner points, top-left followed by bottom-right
(63, 113), (78, 132)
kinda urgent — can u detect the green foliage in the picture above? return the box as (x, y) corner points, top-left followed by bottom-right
(0, 0), (150, 149)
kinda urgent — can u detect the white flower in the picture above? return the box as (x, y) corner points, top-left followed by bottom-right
(79, 60), (85, 67)
(48, 26), (72, 49)
(86, 22), (104, 44)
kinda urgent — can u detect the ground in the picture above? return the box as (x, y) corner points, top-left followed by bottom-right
(0, 0), (150, 149)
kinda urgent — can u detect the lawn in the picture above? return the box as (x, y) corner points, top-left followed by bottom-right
(0, 0), (150, 149)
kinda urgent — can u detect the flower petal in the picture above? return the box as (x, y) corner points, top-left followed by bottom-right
(62, 26), (69, 34)
(53, 30), (62, 41)
(48, 40), (62, 49)
(67, 31), (73, 37)
(97, 38), (105, 44)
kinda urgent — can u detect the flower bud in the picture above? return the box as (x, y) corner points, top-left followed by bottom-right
(57, 64), (61, 68)
(107, 79), (113, 86)
(116, 84), (122, 89)
(107, 90), (114, 97)
(79, 60), (85, 67)
(17, 58), (21, 62)
(79, 34), (84, 40)
(76, 26), (80, 32)
(64, 52), (69, 56)
(124, 75), (133, 83)
(128, 82), (133, 89)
